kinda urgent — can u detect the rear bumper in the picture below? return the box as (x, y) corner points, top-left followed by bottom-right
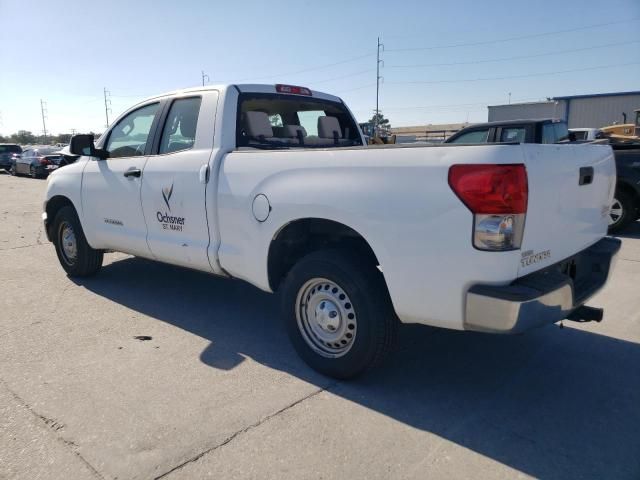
(464, 237), (621, 334)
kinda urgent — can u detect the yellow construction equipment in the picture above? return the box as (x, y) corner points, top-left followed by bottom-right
(600, 109), (640, 143)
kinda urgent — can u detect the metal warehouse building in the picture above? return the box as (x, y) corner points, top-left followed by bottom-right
(488, 91), (640, 128)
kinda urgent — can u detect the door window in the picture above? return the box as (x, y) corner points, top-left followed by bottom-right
(449, 129), (489, 144)
(106, 103), (159, 158)
(159, 97), (202, 154)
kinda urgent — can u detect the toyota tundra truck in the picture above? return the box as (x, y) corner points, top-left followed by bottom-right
(42, 84), (621, 378)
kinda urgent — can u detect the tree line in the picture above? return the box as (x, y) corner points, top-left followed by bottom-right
(0, 130), (102, 145)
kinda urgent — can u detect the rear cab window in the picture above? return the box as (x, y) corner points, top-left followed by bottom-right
(500, 127), (526, 143)
(236, 93), (363, 149)
(449, 129), (490, 144)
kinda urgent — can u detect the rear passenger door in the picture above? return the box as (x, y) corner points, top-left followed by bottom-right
(140, 91), (218, 272)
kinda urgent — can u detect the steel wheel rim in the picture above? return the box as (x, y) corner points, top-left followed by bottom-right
(295, 277), (357, 358)
(59, 221), (78, 265)
(609, 198), (623, 226)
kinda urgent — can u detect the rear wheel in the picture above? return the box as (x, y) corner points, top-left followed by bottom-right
(30, 166), (38, 179)
(281, 249), (397, 379)
(9, 164), (16, 176)
(608, 190), (635, 233)
(52, 206), (103, 277)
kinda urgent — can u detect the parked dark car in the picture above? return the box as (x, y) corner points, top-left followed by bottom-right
(0, 144), (22, 172)
(609, 143), (640, 233)
(10, 146), (62, 178)
(445, 118), (570, 144)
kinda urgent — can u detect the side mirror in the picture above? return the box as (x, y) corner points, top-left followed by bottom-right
(69, 134), (109, 159)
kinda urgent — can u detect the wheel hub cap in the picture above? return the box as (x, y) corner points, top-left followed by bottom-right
(315, 300), (341, 332)
(60, 223), (78, 264)
(296, 278), (357, 358)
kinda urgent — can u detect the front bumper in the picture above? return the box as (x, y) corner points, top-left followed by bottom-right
(464, 237), (621, 334)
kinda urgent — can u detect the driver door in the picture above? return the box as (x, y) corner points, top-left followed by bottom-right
(81, 102), (162, 256)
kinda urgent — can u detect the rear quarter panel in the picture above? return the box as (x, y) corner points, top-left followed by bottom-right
(216, 145), (527, 330)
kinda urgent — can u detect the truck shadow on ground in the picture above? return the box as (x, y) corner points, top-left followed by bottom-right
(73, 256), (640, 480)
(614, 220), (640, 239)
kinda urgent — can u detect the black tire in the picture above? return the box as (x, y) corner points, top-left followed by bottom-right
(30, 166), (38, 179)
(9, 164), (16, 176)
(608, 190), (636, 234)
(281, 249), (398, 379)
(52, 206), (103, 277)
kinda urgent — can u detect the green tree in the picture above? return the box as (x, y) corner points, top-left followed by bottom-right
(367, 111), (391, 134)
(11, 130), (36, 145)
(54, 133), (72, 144)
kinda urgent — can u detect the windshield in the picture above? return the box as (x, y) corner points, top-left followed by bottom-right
(0, 145), (22, 154)
(236, 93), (363, 150)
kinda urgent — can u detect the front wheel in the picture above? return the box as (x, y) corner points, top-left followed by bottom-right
(52, 206), (103, 276)
(9, 165), (16, 176)
(281, 249), (398, 379)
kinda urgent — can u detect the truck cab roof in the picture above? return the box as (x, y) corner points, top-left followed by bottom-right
(137, 84), (343, 105)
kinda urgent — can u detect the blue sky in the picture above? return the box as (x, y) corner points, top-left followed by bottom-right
(1, 0), (639, 135)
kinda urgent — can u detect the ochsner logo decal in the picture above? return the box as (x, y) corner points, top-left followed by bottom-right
(157, 182), (185, 231)
(162, 184), (174, 211)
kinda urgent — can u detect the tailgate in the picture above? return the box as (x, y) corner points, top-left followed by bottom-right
(517, 144), (615, 277)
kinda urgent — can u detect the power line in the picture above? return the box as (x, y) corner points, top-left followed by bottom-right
(387, 40), (640, 68)
(221, 52), (375, 83)
(309, 68), (375, 85)
(336, 82), (378, 94)
(386, 18), (639, 52)
(387, 61), (640, 85)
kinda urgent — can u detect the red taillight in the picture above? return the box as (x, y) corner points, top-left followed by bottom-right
(448, 164), (528, 214)
(39, 156), (50, 165)
(275, 84), (312, 96)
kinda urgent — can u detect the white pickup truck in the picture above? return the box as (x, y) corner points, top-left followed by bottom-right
(43, 84), (621, 378)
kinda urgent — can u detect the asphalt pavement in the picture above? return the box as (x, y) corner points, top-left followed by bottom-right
(0, 172), (639, 480)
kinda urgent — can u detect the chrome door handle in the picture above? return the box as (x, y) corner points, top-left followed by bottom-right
(124, 168), (141, 178)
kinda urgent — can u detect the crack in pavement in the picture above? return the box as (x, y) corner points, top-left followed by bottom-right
(620, 257), (640, 263)
(0, 242), (48, 252)
(0, 379), (106, 480)
(154, 384), (333, 479)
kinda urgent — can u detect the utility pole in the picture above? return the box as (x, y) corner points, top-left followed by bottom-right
(375, 37), (384, 138)
(508, 92), (512, 104)
(40, 100), (48, 144)
(71, 128), (77, 136)
(201, 70), (210, 86)
(103, 87), (112, 128)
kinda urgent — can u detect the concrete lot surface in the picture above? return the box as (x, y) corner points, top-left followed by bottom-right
(0, 172), (639, 480)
